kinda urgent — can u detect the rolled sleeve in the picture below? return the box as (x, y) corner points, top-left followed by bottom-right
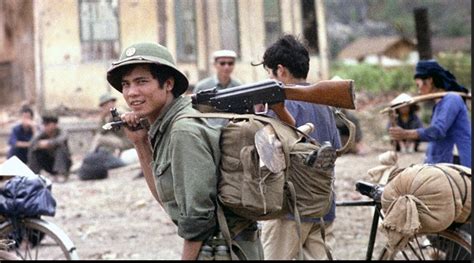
(170, 129), (219, 241)
(178, 213), (217, 241)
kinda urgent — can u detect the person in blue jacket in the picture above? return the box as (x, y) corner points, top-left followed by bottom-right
(7, 106), (36, 164)
(389, 60), (471, 168)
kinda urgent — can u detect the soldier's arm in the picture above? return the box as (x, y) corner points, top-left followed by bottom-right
(120, 112), (162, 206)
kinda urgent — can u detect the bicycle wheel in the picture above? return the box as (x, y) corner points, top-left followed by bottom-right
(378, 229), (471, 260)
(0, 218), (79, 260)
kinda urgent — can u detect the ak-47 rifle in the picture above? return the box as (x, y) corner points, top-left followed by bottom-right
(192, 79), (356, 125)
(192, 79), (355, 111)
(102, 79), (356, 130)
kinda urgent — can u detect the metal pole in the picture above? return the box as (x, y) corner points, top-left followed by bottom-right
(315, 0), (329, 80)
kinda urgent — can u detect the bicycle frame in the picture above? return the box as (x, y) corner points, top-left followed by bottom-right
(336, 199), (384, 260)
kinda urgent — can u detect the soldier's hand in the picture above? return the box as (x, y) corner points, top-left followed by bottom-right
(120, 112), (149, 144)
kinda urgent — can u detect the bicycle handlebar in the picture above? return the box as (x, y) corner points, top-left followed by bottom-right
(355, 181), (384, 202)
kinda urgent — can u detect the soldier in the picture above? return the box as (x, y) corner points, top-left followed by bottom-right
(28, 112), (72, 182)
(89, 92), (133, 154)
(193, 49), (241, 93)
(106, 42), (263, 260)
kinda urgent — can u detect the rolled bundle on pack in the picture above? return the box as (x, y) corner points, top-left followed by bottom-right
(367, 151), (400, 184)
(381, 163), (471, 251)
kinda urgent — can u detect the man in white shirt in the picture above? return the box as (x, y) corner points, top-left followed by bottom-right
(193, 50), (241, 93)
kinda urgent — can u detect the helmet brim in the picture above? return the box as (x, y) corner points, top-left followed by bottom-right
(106, 56), (189, 96)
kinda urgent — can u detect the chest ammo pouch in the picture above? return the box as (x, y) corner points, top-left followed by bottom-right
(178, 112), (354, 260)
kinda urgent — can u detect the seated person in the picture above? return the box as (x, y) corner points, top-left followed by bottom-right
(7, 106), (36, 164)
(27, 112), (72, 182)
(89, 92), (133, 155)
(387, 94), (423, 153)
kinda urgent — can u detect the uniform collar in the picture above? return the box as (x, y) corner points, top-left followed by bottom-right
(148, 95), (192, 140)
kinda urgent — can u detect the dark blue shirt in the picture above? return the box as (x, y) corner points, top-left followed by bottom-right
(416, 93), (471, 168)
(396, 113), (423, 130)
(7, 124), (34, 163)
(268, 98), (342, 223)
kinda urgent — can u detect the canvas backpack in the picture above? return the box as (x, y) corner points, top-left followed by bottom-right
(177, 111), (355, 260)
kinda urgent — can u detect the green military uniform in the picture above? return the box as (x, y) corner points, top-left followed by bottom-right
(193, 76), (242, 127)
(107, 42), (263, 260)
(90, 109), (134, 153)
(149, 95), (263, 259)
(193, 76), (241, 94)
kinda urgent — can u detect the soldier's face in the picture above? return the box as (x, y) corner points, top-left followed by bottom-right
(100, 100), (116, 114)
(121, 65), (174, 123)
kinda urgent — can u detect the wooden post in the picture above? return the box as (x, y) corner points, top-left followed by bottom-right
(315, 0), (329, 80)
(414, 7), (433, 60)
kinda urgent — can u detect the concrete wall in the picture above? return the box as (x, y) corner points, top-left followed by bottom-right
(34, 0), (319, 111)
(0, 0), (35, 106)
(37, 0), (120, 110)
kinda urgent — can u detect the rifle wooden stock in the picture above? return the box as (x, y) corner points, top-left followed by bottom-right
(284, 80), (356, 109)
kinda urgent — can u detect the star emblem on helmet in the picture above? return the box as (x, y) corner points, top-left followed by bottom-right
(125, 47), (136, 57)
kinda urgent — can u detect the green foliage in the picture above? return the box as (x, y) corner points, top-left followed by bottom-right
(331, 63), (417, 94)
(331, 63), (387, 93)
(384, 66), (417, 92)
(331, 53), (471, 95)
(435, 53), (472, 91)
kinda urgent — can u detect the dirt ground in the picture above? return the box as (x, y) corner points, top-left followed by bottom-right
(22, 93), (429, 260)
(44, 128), (426, 260)
(45, 149), (425, 260)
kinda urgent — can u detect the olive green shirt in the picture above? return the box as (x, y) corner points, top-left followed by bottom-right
(193, 76), (241, 94)
(148, 95), (222, 241)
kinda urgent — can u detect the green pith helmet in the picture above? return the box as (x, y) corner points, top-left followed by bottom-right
(98, 92), (116, 107)
(106, 42), (189, 96)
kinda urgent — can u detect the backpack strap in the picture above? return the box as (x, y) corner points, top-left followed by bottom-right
(318, 217), (334, 260)
(177, 112), (317, 144)
(286, 181), (303, 260)
(216, 201), (248, 260)
(332, 108), (356, 156)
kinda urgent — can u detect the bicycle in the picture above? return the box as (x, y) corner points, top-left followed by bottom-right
(336, 180), (471, 260)
(0, 172), (80, 260)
